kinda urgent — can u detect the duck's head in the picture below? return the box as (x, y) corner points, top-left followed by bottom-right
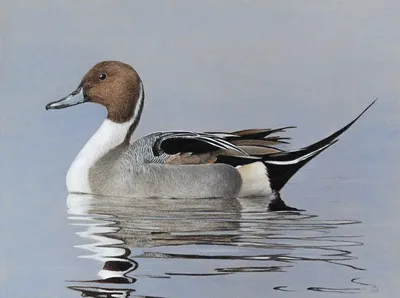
(46, 61), (144, 123)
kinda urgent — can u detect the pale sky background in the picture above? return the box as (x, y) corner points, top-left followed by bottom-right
(0, 1), (399, 297)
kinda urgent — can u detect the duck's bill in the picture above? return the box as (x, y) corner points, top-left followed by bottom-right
(45, 87), (87, 110)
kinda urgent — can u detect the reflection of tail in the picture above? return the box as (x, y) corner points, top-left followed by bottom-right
(218, 99), (377, 192)
(263, 98), (376, 191)
(97, 258), (137, 284)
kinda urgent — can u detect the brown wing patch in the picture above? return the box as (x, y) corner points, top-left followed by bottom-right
(165, 152), (217, 165)
(236, 146), (282, 155)
(164, 126), (294, 165)
(232, 129), (269, 136)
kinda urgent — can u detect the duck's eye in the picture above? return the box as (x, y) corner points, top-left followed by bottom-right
(99, 73), (107, 81)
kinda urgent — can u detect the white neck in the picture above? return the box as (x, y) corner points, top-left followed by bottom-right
(66, 83), (144, 193)
(66, 119), (131, 193)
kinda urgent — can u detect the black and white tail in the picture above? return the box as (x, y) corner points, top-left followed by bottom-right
(263, 99), (377, 191)
(217, 99), (377, 192)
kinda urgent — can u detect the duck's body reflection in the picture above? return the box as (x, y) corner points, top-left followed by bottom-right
(66, 194), (366, 297)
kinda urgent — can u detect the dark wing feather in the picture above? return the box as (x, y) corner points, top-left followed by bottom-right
(229, 139), (286, 148)
(231, 126), (296, 139)
(153, 125), (294, 165)
(206, 126), (294, 145)
(152, 132), (248, 157)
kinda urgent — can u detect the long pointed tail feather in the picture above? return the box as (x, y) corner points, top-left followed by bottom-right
(265, 140), (338, 191)
(263, 98), (377, 191)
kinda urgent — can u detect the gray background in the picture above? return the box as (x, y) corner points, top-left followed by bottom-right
(0, 1), (399, 297)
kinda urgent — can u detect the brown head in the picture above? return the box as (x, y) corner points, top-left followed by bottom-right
(46, 61), (144, 123)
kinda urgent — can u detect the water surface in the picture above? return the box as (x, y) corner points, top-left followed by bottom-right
(65, 194), (376, 297)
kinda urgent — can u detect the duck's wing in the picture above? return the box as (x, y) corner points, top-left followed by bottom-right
(148, 127), (293, 165)
(146, 97), (377, 167)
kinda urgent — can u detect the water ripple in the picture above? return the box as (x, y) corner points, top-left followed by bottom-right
(65, 194), (373, 297)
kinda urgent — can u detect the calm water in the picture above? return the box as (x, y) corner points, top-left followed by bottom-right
(1, 1), (400, 297)
(65, 195), (373, 297)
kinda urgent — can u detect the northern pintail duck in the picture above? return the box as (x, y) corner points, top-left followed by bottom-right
(46, 61), (376, 205)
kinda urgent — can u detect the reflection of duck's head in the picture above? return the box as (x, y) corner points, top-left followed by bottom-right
(67, 194), (137, 286)
(66, 194), (365, 295)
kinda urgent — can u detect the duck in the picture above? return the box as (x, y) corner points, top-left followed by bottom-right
(45, 60), (376, 208)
